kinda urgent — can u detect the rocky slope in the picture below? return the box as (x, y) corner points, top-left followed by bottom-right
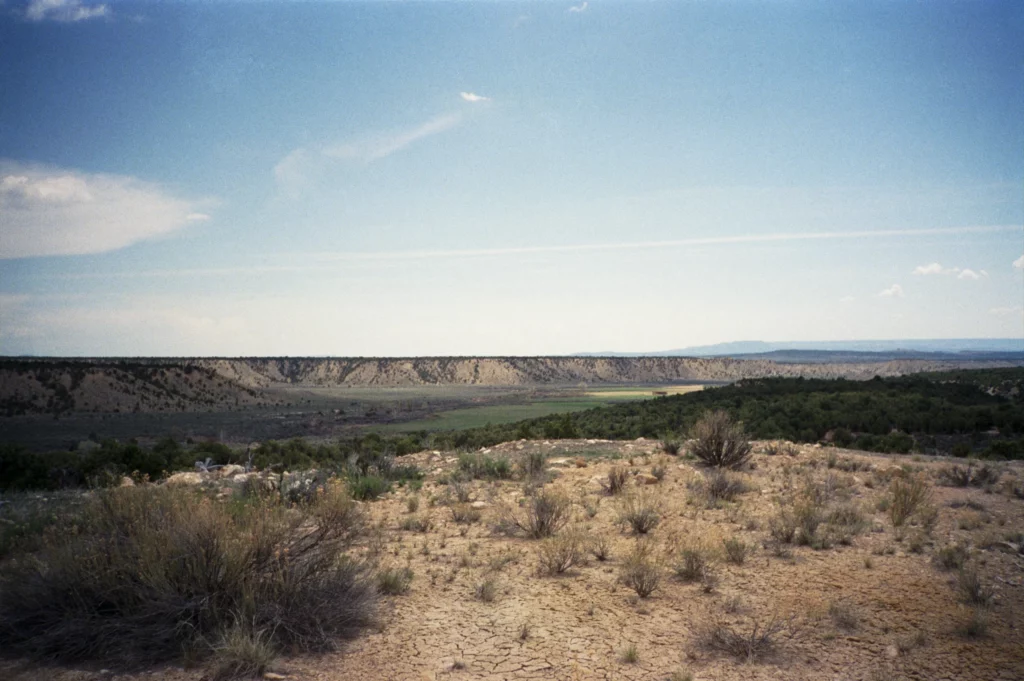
(2, 356), (1020, 415)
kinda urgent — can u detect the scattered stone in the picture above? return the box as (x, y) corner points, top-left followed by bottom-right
(470, 501), (489, 509)
(548, 458), (573, 468)
(263, 673), (288, 680)
(218, 464), (246, 478)
(574, 457), (587, 468)
(885, 644), (899, 659)
(165, 472), (203, 486)
(119, 476), (135, 487)
(634, 473), (659, 485)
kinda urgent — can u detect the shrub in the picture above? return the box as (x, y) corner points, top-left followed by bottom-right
(933, 543), (969, 571)
(722, 536), (748, 565)
(887, 475), (934, 528)
(620, 541), (660, 598)
(349, 475), (391, 501)
(689, 410), (752, 469)
(959, 609), (988, 638)
(661, 438), (681, 455)
(537, 532), (585, 575)
(588, 535), (612, 561)
(956, 567), (993, 607)
(502, 489), (572, 539)
(376, 566), (413, 595)
(406, 496), (420, 513)
(603, 466), (629, 495)
(458, 453), (512, 480)
(211, 624), (277, 681)
(450, 503), (481, 524)
(694, 614), (789, 662)
(474, 576), (499, 602)
(828, 601), (858, 631)
(937, 462), (1000, 488)
(620, 643), (639, 664)
(0, 483), (375, 666)
(520, 451), (547, 479)
(398, 515), (431, 533)
(651, 464), (667, 482)
(692, 469), (747, 507)
(617, 492), (661, 535)
(673, 538), (716, 583)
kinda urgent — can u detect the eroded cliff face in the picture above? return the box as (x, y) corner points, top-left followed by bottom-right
(1, 356), (1017, 415)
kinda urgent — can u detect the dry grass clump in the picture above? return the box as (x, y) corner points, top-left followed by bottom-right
(673, 536), (717, 584)
(450, 503), (481, 524)
(500, 489), (572, 538)
(694, 613), (791, 662)
(376, 566), (414, 595)
(828, 601), (859, 631)
(937, 461), (1000, 488)
(619, 541), (661, 598)
(0, 482), (375, 667)
(661, 438), (682, 455)
(956, 566), (993, 607)
(620, 643), (640, 663)
(887, 474), (934, 529)
(603, 466), (630, 495)
(210, 624), (278, 681)
(537, 531), (586, 575)
(722, 536), (748, 565)
(959, 609), (989, 638)
(689, 410), (752, 469)
(589, 535), (612, 561)
(690, 469), (748, 508)
(474, 575), (499, 602)
(933, 543), (969, 571)
(399, 514), (432, 532)
(519, 451), (547, 480)
(617, 491), (661, 534)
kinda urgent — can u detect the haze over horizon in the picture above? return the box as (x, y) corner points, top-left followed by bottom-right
(2, 0), (1022, 357)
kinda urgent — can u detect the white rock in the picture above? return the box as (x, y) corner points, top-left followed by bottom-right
(166, 472), (203, 486)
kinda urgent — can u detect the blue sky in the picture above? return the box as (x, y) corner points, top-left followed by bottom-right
(1, 0), (1022, 356)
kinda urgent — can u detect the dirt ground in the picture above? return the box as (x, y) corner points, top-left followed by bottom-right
(5, 439), (1024, 681)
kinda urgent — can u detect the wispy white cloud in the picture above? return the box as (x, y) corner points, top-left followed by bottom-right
(26, 0), (107, 22)
(568, 1), (589, 13)
(913, 262), (989, 280)
(460, 92), (490, 103)
(323, 112), (463, 163)
(878, 284), (904, 298)
(1014, 254), (1024, 270)
(912, 262), (956, 276)
(0, 161), (212, 259)
(989, 306), (1024, 318)
(274, 111), (466, 195)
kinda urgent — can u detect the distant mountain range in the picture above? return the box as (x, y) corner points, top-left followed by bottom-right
(577, 338), (1024, 362)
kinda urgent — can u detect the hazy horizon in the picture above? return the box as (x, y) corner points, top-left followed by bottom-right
(2, 1), (1022, 356)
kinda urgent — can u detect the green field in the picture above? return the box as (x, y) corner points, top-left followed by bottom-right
(378, 385), (705, 433)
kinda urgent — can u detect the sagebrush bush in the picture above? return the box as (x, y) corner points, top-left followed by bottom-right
(692, 469), (747, 507)
(0, 483), (375, 667)
(503, 489), (572, 539)
(537, 532), (585, 575)
(673, 538), (716, 583)
(694, 614), (789, 662)
(617, 492), (661, 535)
(661, 438), (681, 455)
(604, 466), (629, 495)
(722, 536), (748, 565)
(956, 566), (993, 607)
(933, 543), (969, 571)
(349, 474), (391, 500)
(689, 411), (752, 469)
(937, 462), (1000, 488)
(620, 541), (660, 598)
(376, 566), (414, 595)
(458, 453), (512, 480)
(520, 451), (547, 479)
(887, 474), (934, 528)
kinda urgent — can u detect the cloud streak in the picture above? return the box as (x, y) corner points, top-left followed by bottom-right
(1014, 254), (1024, 270)
(568, 2), (589, 13)
(0, 161), (212, 259)
(274, 111), (465, 195)
(913, 262), (989, 279)
(26, 0), (107, 22)
(460, 92), (490, 103)
(56, 224), (1021, 279)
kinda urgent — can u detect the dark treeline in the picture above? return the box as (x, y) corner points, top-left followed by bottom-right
(3, 369), (1022, 490)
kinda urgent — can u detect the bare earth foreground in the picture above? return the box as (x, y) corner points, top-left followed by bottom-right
(5, 440), (1023, 681)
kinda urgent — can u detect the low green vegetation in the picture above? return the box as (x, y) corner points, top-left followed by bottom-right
(3, 369), (1022, 491)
